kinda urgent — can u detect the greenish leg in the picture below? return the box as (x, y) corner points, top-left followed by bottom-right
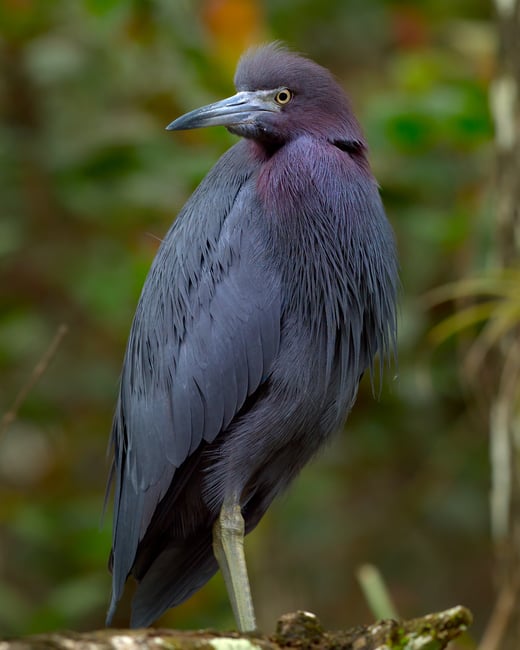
(212, 495), (257, 633)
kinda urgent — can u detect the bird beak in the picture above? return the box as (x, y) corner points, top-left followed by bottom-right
(165, 90), (277, 131)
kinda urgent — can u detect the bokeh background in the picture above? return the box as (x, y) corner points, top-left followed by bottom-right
(0, 0), (494, 642)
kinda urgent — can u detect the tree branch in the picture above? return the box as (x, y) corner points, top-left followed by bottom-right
(0, 607), (472, 650)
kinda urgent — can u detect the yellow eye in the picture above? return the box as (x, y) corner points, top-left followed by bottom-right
(275, 88), (293, 105)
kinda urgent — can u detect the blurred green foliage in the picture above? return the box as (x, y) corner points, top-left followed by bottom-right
(0, 0), (493, 640)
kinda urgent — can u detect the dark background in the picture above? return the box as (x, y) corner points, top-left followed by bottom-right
(0, 0), (493, 641)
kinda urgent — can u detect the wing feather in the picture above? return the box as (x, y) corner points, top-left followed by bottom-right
(107, 141), (281, 623)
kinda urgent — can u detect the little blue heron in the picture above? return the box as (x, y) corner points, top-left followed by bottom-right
(106, 43), (398, 632)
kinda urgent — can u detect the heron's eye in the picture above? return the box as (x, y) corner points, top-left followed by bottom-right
(275, 88), (293, 105)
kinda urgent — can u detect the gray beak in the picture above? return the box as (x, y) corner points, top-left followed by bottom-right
(166, 90), (277, 131)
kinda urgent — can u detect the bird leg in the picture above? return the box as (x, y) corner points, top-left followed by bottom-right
(212, 495), (257, 632)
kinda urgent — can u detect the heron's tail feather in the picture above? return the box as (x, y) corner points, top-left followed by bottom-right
(130, 532), (217, 628)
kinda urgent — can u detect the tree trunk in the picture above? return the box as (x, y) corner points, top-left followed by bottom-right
(483, 2), (520, 649)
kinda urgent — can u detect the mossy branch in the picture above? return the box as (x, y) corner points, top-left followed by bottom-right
(0, 607), (472, 650)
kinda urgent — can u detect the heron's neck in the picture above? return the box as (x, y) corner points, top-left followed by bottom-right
(247, 137), (285, 161)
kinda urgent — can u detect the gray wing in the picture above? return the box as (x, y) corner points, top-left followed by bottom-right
(107, 143), (281, 621)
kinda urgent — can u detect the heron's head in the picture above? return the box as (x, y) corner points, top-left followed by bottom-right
(166, 43), (364, 149)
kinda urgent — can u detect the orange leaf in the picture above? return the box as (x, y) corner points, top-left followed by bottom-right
(201, 0), (268, 72)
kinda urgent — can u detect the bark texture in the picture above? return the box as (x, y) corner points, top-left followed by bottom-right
(0, 608), (472, 650)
